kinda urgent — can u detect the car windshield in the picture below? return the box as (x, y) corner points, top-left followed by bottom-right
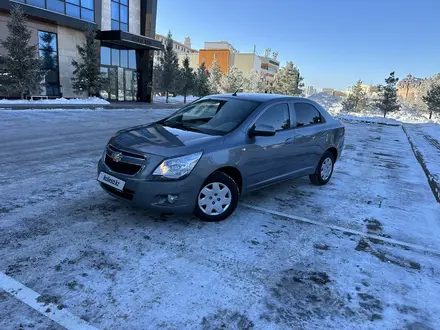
(160, 98), (261, 135)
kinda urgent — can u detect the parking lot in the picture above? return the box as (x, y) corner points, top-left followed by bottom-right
(1, 109), (440, 330)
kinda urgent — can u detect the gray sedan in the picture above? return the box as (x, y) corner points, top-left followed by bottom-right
(97, 93), (345, 221)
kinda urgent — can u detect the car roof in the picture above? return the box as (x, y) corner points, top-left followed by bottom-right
(206, 93), (309, 103)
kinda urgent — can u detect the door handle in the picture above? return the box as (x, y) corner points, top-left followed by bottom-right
(285, 138), (293, 145)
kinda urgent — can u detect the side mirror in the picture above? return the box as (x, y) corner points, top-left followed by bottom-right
(249, 124), (276, 137)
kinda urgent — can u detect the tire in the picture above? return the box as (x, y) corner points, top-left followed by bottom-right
(194, 172), (239, 221)
(309, 151), (335, 186)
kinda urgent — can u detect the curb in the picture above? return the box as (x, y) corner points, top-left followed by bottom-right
(402, 126), (440, 203)
(338, 116), (401, 127)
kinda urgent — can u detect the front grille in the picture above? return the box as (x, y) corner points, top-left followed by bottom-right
(105, 155), (142, 175)
(108, 145), (145, 159)
(100, 183), (134, 201)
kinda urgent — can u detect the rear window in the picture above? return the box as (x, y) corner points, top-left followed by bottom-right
(161, 98), (261, 135)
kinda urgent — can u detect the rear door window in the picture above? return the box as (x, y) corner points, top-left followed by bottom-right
(255, 103), (290, 131)
(294, 103), (323, 127)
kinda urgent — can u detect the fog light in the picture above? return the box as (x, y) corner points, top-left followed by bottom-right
(167, 195), (179, 204)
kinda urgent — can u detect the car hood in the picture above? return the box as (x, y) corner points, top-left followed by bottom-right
(109, 123), (224, 157)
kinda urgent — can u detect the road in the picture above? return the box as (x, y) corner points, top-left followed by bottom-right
(1, 109), (440, 330)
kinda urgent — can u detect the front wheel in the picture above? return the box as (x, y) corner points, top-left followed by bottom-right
(194, 172), (239, 221)
(309, 151), (335, 185)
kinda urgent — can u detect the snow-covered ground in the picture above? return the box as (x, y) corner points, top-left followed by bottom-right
(0, 97), (110, 105)
(1, 109), (440, 329)
(310, 92), (440, 202)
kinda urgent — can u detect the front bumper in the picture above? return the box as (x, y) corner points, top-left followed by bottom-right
(97, 158), (204, 213)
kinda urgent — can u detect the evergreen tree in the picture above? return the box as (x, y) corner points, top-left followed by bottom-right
(272, 61), (302, 95)
(0, 4), (44, 98)
(219, 66), (247, 94)
(376, 72), (400, 118)
(159, 31), (179, 102)
(297, 75), (305, 95)
(248, 70), (267, 93)
(422, 84), (440, 120)
(208, 58), (223, 94)
(152, 64), (164, 96)
(177, 56), (195, 103)
(194, 61), (210, 97)
(342, 80), (367, 112)
(71, 25), (107, 97)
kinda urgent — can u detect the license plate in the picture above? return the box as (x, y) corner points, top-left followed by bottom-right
(98, 172), (126, 191)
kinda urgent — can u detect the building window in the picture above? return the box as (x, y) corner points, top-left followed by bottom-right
(102, 47), (137, 69)
(111, 0), (128, 31)
(16, 0), (94, 22)
(101, 47), (111, 65)
(38, 31), (60, 96)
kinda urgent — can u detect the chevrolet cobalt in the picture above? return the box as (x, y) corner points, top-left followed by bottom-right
(98, 94), (345, 221)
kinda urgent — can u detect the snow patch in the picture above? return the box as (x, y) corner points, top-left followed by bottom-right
(0, 97), (110, 105)
(154, 95), (199, 104)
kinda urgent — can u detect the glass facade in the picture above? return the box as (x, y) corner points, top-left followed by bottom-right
(111, 0), (128, 31)
(100, 46), (137, 101)
(15, 0), (94, 22)
(38, 31), (60, 96)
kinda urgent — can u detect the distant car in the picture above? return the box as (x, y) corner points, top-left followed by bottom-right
(97, 93), (345, 221)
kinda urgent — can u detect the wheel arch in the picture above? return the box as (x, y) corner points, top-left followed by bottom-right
(326, 147), (338, 162)
(210, 166), (243, 194)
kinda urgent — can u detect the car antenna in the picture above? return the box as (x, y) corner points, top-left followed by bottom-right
(232, 81), (245, 96)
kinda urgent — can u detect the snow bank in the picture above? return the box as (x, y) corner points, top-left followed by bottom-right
(309, 92), (342, 113)
(0, 97), (110, 105)
(404, 124), (440, 202)
(309, 92), (439, 125)
(153, 95), (199, 103)
(338, 114), (401, 126)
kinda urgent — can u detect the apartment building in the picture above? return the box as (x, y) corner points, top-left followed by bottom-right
(0, 0), (162, 101)
(322, 88), (346, 97)
(346, 83), (379, 98)
(154, 34), (198, 66)
(177, 42), (279, 80)
(305, 86), (316, 96)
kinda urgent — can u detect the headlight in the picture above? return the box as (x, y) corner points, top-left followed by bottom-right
(153, 151), (203, 179)
(102, 147), (108, 160)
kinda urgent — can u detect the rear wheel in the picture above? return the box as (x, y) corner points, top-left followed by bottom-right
(194, 172), (239, 221)
(309, 151), (335, 185)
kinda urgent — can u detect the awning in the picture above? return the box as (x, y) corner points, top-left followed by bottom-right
(99, 30), (163, 51)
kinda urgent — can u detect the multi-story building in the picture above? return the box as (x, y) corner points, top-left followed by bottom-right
(322, 88), (335, 95)
(346, 83), (379, 98)
(177, 42), (280, 81)
(322, 88), (346, 97)
(305, 86), (316, 96)
(0, 0), (162, 101)
(155, 34), (198, 55)
(154, 34), (198, 66)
